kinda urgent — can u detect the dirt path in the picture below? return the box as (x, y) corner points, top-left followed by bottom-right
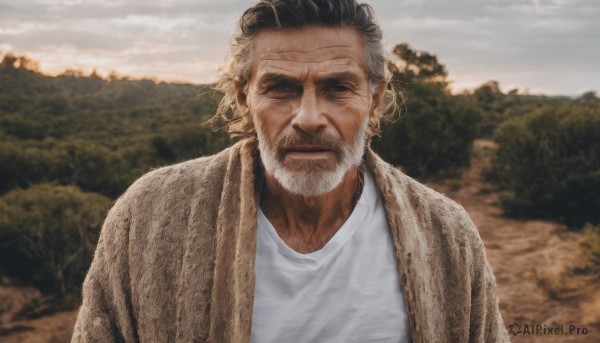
(0, 281), (78, 343)
(430, 140), (600, 342)
(2, 140), (598, 342)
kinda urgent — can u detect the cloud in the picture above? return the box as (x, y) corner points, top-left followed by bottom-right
(0, 0), (248, 83)
(372, 0), (600, 94)
(1, 0), (598, 94)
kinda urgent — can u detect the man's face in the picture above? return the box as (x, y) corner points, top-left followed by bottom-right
(238, 26), (378, 197)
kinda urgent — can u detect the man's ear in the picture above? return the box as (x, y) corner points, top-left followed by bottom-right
(367, 80), (388, 138)
(234, 79), (247, 107)
(371, 80), (388, 114)
(234, 79), (252, 124)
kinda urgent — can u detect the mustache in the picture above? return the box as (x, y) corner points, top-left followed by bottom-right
(273, 131), (345, 160)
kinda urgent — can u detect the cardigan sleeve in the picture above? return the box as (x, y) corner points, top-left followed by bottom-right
(466, 217), (510, 343)
(71, 195), (138, 343)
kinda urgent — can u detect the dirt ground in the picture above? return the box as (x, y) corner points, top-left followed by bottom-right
(429, 140), (600, 342)
(0, 281), (78, 343)
(1, 139), (598, 342)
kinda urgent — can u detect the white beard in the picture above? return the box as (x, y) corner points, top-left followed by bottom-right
(257, 117), (368, 197)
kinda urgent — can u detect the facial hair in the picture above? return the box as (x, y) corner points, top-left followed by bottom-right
(257, 117), (368, 197)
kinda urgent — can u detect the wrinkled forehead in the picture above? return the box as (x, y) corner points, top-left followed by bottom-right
(249, 26), (368, 82)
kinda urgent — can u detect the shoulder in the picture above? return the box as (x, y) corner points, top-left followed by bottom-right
(106, 144), (235, 229)
(366, 149), (483, 249)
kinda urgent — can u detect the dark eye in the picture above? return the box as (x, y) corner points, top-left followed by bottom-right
(267, 82), (293, 93)
(327, 83), (351, 93)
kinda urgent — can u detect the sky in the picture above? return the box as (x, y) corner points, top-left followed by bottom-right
(1, 0), (598, 96)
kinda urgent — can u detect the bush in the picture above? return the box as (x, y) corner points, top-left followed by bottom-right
(1, 115), (47, 140)
(493, 105), (600, 227)
(0, 140), (133, 197)
(152, 124), (231, 163)
(57, 141), (132, 197)
(0, 142), (56, 193)
(0, 184), (111, 301)
(372, 82), (480, 180)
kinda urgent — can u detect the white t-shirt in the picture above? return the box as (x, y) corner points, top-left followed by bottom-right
(251, 170), (410, 343)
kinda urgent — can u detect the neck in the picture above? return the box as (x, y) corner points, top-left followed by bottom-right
(260, 166), (362, 253)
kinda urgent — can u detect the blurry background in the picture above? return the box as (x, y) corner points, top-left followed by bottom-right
(0, 0), (599, 342)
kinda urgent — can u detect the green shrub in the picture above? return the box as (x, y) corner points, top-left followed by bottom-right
(372, 82), (480, 180)
(0, 140), (133, 197)
(57, 141), (133, 197)
(493, 105), (600, 227)
(0, 184), (111, 301)
(0, 142), (56, 193)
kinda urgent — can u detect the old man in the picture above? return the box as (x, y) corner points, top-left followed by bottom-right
(72, 0), (509, 342)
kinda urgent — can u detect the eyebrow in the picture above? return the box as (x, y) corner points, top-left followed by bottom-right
(256, 73), (298, 87)
(256, 71), (362, 87)
(317, 71), (361, 84)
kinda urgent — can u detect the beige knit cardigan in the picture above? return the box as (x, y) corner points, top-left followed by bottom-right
(71, 138), (509, 342)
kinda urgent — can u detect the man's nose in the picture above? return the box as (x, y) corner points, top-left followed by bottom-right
(291, 89), (326, 134)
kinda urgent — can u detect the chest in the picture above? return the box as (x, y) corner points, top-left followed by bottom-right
(251, 202), (410, 342)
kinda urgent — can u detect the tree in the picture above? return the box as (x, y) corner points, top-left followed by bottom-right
(577, 91), (600, 105)
(0, 184), (111, 300)
(473, 80), (505, 137)
(391, 43), (448, 84)
(371, 44), (479, 180)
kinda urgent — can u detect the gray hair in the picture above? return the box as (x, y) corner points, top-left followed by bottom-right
(211, 0), (398, 138)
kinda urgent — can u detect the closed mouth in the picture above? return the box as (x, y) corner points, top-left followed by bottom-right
(286, 145), (331, 153)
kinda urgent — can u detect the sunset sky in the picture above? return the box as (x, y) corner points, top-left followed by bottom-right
(1, 0), (598, 96)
